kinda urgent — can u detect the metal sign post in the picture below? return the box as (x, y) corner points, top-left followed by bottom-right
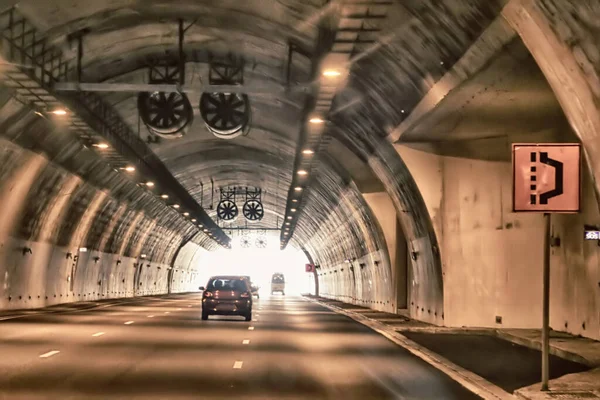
(512, 143), (581, 391)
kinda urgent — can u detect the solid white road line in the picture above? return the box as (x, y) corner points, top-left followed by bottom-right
(39, 350), (60, 358)
(233, 361), (243, 369)
(124, 321), (134, 325)
(148, 315), (154, 318)
(92, 332), (105, 337)
(242, 339), (250, 345)
(248, 327), (254, 330)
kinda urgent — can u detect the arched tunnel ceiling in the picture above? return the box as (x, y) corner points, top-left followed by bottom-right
(1, 0), (508, 256)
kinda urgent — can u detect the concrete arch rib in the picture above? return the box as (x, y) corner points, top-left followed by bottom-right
(503, 0), (600, 202)
(333, 126), (443, 324)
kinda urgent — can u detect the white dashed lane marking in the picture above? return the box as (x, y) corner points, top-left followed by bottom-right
(148, 315), (154, 318)
(242, 339), (250, 345)
(124, 321), (134, 325)
(92, 332), (105, 337)
(233, 361), (243, 369)
(39, 350), (60, 358)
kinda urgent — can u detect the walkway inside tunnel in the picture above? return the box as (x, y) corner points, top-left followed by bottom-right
(0, 293), (479, 400)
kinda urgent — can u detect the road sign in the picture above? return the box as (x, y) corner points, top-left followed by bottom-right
(512, 143), (581, 212)
(305, 264), (315, 273)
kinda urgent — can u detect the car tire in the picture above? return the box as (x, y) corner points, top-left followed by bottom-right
(201, 311), (209, 320)
(245, 312), (252, 322)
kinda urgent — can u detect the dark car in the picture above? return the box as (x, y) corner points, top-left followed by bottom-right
(200, 276), (253, 321)
(240, 275), (260, 299)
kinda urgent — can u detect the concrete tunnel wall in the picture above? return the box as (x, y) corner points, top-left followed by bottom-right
(0, 94), (207, 310)
(398, 143), (600, 341)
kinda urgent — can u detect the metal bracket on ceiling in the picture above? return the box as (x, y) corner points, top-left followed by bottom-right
(208, 52), (244, 85)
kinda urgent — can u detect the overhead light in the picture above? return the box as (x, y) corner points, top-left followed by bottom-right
(292, 199), (298, 203)
(183, 212), (189, 216)
(191, 219), (197, 222)
(121, 166), (135, 172)
(140, 254), (147, 259)
(323, 70), (341, 77)
(94, 143), (109, 149)
(302, 149), (314, 155)
(161, 194), (169, 199)
(291, 208), (296, 212)
(297, 170), (308, 176)
(285, 222), (290, 226)
(198, 224), (203, 227)
(309, 117), (325, 124)
(203, 229), (208, 232)
(294, 187), (303, 191)
(79, 247), (88, 253)
(50, 109), (67, 115)
(173, 204), (180, 209)
(145, 181), (155, 187)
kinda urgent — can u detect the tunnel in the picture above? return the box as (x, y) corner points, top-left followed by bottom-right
(0, 0), (599, 398)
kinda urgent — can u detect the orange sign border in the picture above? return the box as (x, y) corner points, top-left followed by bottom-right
(512, 143), (581, 213)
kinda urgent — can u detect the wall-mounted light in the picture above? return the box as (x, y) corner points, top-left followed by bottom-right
(191, 219), (197, 222)
(50, 109), (67, 115)
(172, 204), (180, 209)
(145, 181), (155, 187)
(297, 170), (308, 176)
(93, 143), (109, 149)
(183, 212), (190, 216)
(302, 149), (314, 155)
(309, 117), (325, 124)
(121, 166), (135, 172)
(161, 194), (169, 199)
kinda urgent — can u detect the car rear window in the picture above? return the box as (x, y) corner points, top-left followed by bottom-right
(272, 274), (285, 283)
(208, 278), (248, 291)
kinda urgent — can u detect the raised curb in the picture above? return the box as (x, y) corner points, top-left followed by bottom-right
(306, 297), (516, 400)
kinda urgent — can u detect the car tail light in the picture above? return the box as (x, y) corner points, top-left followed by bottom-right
(203, 291), (213, 298)
(240, 292), (250, 298)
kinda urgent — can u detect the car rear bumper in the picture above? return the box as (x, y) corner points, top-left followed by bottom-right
(202, 299), (252, 315)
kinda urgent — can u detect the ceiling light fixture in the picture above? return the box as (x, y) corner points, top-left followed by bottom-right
(302, 149), (314, 155)
(183, 212), (189, 216)
(161, 194), (169, 199)
(297, 170), (308, 176)
(285, 222), (290, 226)
(309, 117), (325, 124)
(287, 216), (292, 220)
(50, 109), (67, 115)
(292, 199), (298, 203)
(191, 219), (197, 222)
(94, 143), (109, 149)
(173, 204), (180, 209)
(323, 70), (341, 77)
(291, 208), (296, 212)
(145, 181), (155, 187)
(294, 187), (303, 192)
(121, 166), (135, 172)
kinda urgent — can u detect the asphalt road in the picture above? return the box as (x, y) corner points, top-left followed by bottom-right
(0, 294), (479, 400)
